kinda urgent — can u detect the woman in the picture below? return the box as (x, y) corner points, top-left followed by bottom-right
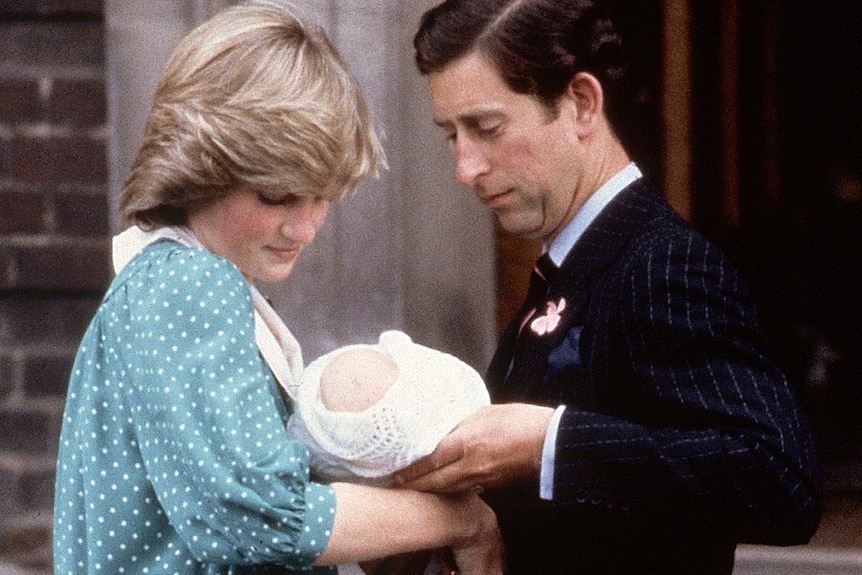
(52, 2), (503, 574)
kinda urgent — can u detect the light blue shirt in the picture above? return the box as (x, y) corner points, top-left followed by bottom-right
(539, 162), (642, 500)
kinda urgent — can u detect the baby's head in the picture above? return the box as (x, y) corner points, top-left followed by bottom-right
(317, 346), (398, 413)
(286, 331), (490, 485)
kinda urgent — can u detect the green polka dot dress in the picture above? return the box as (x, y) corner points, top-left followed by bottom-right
(54, 238), (336, 574)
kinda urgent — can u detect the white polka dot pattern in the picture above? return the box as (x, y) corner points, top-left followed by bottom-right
(54, 240), (336, 574)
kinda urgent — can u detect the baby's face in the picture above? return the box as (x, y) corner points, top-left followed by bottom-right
(318, 347), (398, 412)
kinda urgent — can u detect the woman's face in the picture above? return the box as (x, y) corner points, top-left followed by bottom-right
(188, 186), (329, 283)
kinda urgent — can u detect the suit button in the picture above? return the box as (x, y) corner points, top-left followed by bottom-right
(575, 489), (588, 503)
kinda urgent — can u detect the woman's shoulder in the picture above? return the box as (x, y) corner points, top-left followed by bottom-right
(108, 239), (249, 300)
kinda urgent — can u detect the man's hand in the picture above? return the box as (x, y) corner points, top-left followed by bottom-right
(394, 403), (555, 493)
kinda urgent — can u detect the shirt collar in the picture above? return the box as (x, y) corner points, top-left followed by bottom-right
(547, 162), (642, 266)
(112, 225), (202, 274)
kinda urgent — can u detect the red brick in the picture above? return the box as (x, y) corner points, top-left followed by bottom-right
(0, 22), (104, 68)
(0, 518), (51, 557)
(49, 78), (106, 127)
(0, 295), (101, 346)
(0, 192), (46, 235)
(0, 469), (24, 523)
(19, 467), (56, 513)
(6, 242), (110, 291)
(9, 135), (106, 185)
(0, 138), (9, 177)
(0, 78), (42, 124)
(0, 1), (102, 15)
(0, 248), (13, 286)
(0, 355), (14, 401)
(0, 409), (53, 455)
(41, 0), (102, 15)
(24, 354), (71, 399)
(0, 1), (39, 14)
(54, 192), (109, 237)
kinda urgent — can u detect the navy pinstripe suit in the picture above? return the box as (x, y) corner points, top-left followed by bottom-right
(484, 179), (821, 575)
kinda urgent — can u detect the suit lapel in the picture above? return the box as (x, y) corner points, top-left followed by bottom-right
(489, 179), (664, 403)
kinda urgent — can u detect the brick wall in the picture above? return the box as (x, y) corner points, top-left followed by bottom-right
(0, 1), (108, 573)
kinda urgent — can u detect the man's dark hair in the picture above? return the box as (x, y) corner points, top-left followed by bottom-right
(414, 0), (631, 132)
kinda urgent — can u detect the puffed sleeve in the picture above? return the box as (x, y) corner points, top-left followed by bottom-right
(120, 243), (336, 569)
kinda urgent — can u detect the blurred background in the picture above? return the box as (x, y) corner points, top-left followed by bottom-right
(0, 1), (860, 573)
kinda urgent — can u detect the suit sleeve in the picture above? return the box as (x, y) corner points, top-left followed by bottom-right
(552, 227), (822, 545)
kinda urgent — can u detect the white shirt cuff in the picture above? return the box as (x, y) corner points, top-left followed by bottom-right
(539, 405), (567, 500)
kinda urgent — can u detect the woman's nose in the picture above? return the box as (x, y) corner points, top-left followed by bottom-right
(284, 196), (329, 243)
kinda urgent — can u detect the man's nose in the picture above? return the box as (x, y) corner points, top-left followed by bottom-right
(454, 139), (489, 186)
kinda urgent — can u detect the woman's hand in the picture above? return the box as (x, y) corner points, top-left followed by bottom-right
(447, 491), (505, 575)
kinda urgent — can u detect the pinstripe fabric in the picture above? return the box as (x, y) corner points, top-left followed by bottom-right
(485, 180), (822, 575)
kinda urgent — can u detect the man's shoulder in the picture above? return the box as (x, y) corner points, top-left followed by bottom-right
(567, 179), (696, 274)
(585, 182), (735, 291)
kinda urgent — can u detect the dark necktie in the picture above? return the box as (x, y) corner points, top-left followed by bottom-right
(497, 253), (559, 392)
(517, 253), (558, 336)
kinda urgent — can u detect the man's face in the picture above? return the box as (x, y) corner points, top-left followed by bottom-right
(428, 51), (583, 243)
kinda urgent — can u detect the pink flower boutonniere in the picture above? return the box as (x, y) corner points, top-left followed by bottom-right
(530, 297), (567, 336)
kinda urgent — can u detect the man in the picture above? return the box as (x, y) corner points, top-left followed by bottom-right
(394, 1), (822, 574)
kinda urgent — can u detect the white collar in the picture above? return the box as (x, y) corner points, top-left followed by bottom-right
(112, 225), (201, 274)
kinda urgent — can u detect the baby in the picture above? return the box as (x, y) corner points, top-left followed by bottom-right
(286, 330), (490, 487)
(286, 331), (490, 575)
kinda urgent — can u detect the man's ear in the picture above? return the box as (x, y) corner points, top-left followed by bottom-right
(561, 71), (604, 137)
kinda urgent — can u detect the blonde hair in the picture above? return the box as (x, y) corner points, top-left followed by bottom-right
(120, 0), (385, 228)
